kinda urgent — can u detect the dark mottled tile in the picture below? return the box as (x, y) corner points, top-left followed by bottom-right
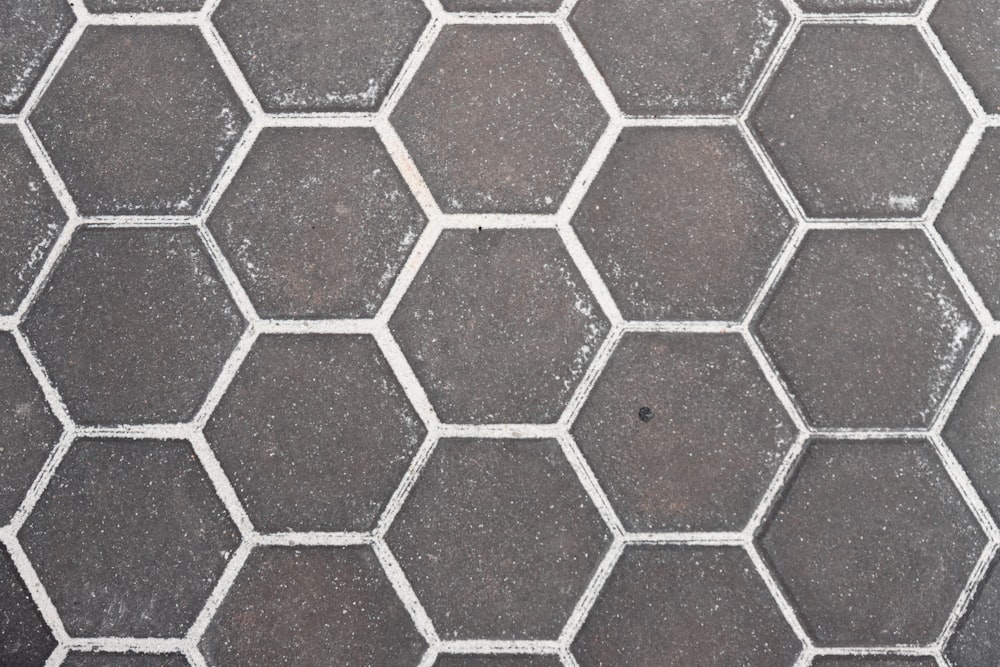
(571, 127), (792, 320)
(754, 230), (978, 429)
(201, 546), (426, 667)
(573, 545), (799, 666)
(0, 547), (54, 666)
(391, 25), (607, 213)
(0, 126), (66, 315)
(19, 438), (239, 637)
(63, 653), (189, 667)
(812, 658), (936, 667)
(387, 439), (610, 639)
(205, 334), (425, 533)
(0, 0), (74, 114)
(796, 0), (922, 12)
(574, 333), (796, 532)
(84, 0), (203, 11)
(750, 25), (968, 218)
(570, 0), (788, 116)
(29, 26), (248, 215)
(208, 128), (426, 318)
(761, 439), (985, 646)
(948, 558), (1000, 665)
(22, 228), (245, 425)
(213, 0), (428, 113)
(0, 332), (60, 524)
(937, 129), (1000, 317)
(440, 0), (560, 10)
(931, 0), (1000, 113)
(390, 230), (609, 424)
(435, 657), (560, 667)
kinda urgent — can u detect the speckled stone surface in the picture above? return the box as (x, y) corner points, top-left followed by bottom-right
(0, 0), (74, 114)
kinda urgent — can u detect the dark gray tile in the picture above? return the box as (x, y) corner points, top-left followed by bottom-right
(64, 653), (189, 667)
(213, 0), (428, 113)
(931, 0), (1000, 113)
(812, 658), (936, 667)
(571, 127), (792, 320)
(0, 126), (66, 315)
(0, 0), (74, 114)
(947, 558), (1000, 665)
(754, 230), (978, 429)
(943, 339), (1000, 521)
(205, 334), (425, 533)
(389, 230), (609, 424)
(84, 0), (203, 11)
(573, 545), (800, 667)
(0, 547), (54, 666)
(201, 546), (426, 667)
(207, 128), (426, 318)
(22, 228), (245, 425)
(29, 26), (248, 215)
(573, 333), (797, 532)
(440, 0), (561, 10)
(937, 129), (1000, 317)
(435, 657), (560, 667)
(796, 0), (922, 12)
(750, 25), (969, 218)
(391, 25), (607, 213)
(387, 439), (610, 639)
(0, 332), (61, 524)
(761, 439), (985, 646)
(570, 0), (788, 116)
(19, 438), (240, 637)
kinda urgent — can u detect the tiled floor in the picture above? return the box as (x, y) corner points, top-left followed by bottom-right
(3, 0), (1000, 665)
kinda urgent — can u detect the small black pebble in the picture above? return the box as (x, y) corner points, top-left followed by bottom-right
(638, 406), (654, 422)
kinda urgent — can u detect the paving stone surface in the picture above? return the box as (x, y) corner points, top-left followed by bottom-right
(4, 3), (1000, 664)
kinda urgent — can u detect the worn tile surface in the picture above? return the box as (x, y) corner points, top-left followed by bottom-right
(4, 3), (1000, 665)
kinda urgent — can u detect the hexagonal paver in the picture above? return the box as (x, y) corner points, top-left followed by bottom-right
(207, 128), (426, 319)
(755, 230), (978, 429)
(201, 546), (426, 666)
(19, 438), (240, 637)
(0, 546), (55, 665)
(573, 333), (797, 532)
(0, 126), (66, 315)
(813, 659), (936, 667)
(797, 0), (923, 13)
(943, 339), (1000, 520)
(390, 230), (609, 424)
(29, 26), (248, 215)
(573, 546), (800, 666)
(391, 25), (607, 213)
(22, 228), (245, 425)
(750, 25), (969, 219)
(205, 334), (425, 533)
(571, 127), (793, 320)
(0, 332), (61, 524)
(931, 0), (1000, 113)
(213, 0), (428, 113)
(436, 658), (560, 667)
(441, 0), (560, 10)
(570, 0), (788, 116)
(64, 654), (189, 667)
(387, 438), (610, 639)
(937, 129), (1000, 317)
(0, 0), (74, 114)
(948, 558), (1000, 665)
(84, 0), (203, 11)
(761, 439), (985, 646)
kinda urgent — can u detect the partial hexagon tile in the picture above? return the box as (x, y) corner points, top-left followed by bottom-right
(387, 439), (610, 639)
(435, 658), (561, 667)
(0, 126), (66, 315)
(205, 334), (425, 533)
(937, 129), (1000, 318)
(63, 654), (189, 667)
(22, 228), (245, 425)
(761, 439), (985, 646)
(19, 438), (240, 637)
(571, 127), (793, 320)
(213, 0), (428, 113)
(0, 0), (74, 114)
(573, 333), (797, 532)
(440, 0), (560, 10)
(812, 659), (937, 667)
(391, 25), (607, 213)
(84, 0), (203, 11)
(208, 128), (426, 319)
(750, 25), (969, 219)
(754, 230), (978, 429)
(572, 546), (800, 666)
(570, 0), (788, 116)
(29, 26), (248, 216)
(390, 230), (609, 424)
(931, 0), (1000, 113)
(0, 332), (61, 524)
(201, 546), (426, 666)
(796, 0), (922, 13)
(0, 547), (55, 666)
(948, 559), (1000, 665)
